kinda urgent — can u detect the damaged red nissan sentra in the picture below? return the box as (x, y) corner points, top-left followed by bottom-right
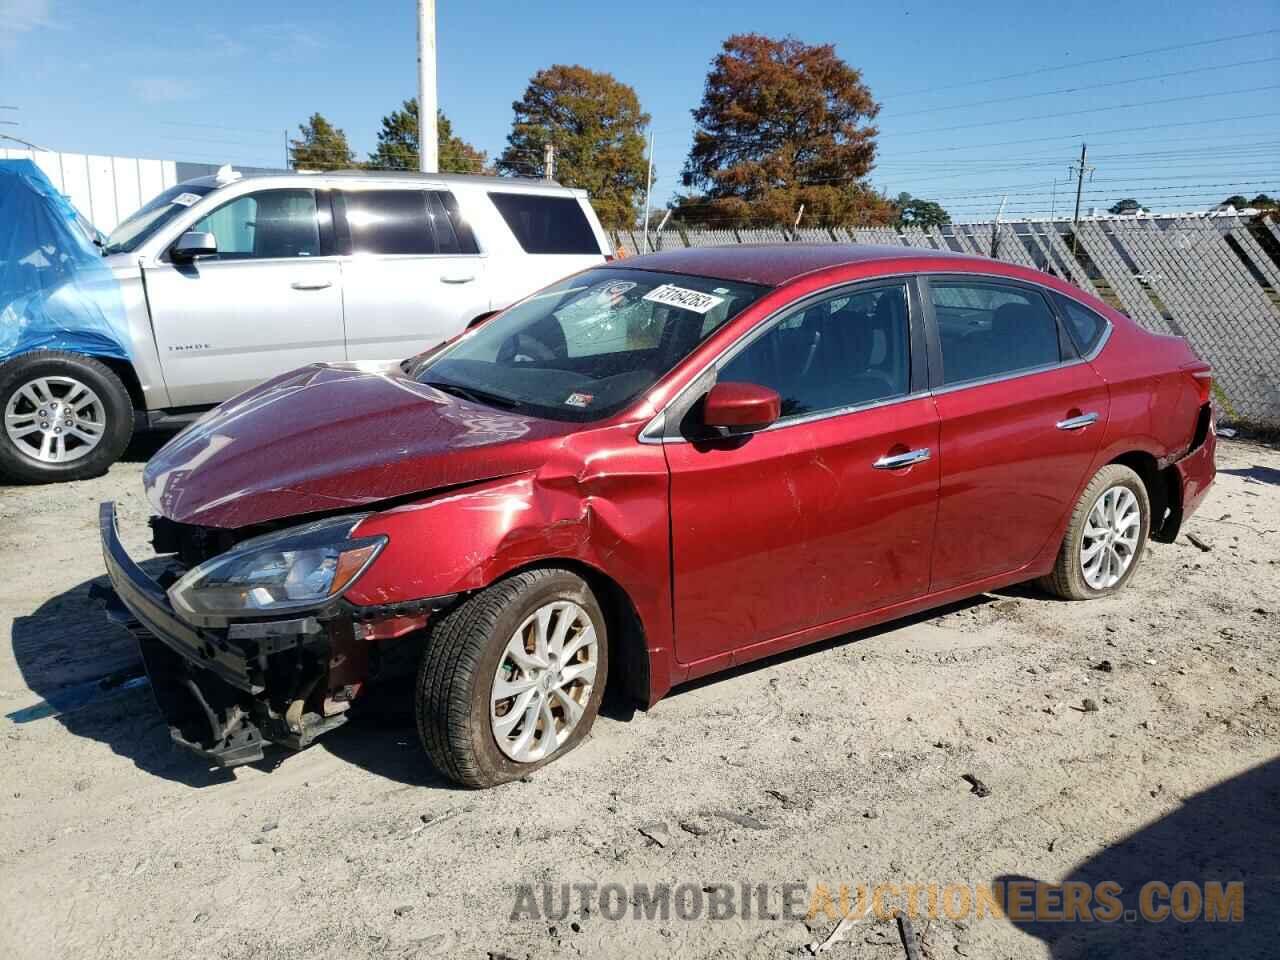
(98, 245), (1217, 787)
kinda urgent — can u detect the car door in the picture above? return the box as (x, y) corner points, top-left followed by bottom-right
(923, 275), (1110, 591)
(142, 187), (345, 407)
(663, 279), (940, 666)
(337, 187), (488, 362)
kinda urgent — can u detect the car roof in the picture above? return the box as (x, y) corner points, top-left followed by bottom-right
(612, 243), (1001, 287)
(176, 169), (585, 195)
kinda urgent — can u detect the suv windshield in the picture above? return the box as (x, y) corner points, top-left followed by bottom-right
(102, 183), (215, 254)
(416, 267), (768, 422)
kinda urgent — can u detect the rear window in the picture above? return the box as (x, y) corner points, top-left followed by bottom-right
(488, 192), (600, 255)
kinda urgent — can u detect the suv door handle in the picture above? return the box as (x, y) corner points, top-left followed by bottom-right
(873, 448), (931, 470)
(1056, 412), (1099, 430)
(291, 280), (332, 291)
(441, 274), (476, 284)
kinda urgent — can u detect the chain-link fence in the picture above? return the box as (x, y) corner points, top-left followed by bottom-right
(612, 216), (1280, 426)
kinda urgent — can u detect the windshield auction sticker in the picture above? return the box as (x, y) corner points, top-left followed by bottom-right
(642, 284), (726, 314)
(171, 192), (203, 207)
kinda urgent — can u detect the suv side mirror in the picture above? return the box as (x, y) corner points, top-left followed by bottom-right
(171, 231), (218, 261)
(703, 381), (781, 431)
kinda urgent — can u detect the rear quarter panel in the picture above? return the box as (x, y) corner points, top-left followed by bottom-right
(1087, 312), (1203, 464)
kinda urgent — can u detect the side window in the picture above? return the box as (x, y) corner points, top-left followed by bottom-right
(487, 192), (600, 254)
(190, 189), (319, 260)
(431, 191), (479, 254)
(1053, 292), (1108, 355)
(930, 281), (1061, 385)
(342, 190), (435, 255)
(719, 284), (911, 419)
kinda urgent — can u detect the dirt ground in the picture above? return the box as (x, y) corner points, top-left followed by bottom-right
(0, 435), (1276, 960)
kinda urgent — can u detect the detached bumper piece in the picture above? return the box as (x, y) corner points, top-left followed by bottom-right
(97, 502), (352, 768)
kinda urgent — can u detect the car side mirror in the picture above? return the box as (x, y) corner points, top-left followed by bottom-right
(171, 231), (218, 261)
(702, 381), (781, 431)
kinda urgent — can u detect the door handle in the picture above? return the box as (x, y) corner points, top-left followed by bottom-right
(291, 280), (332, 291)
(874, 448), (931, 470)
(1056, 412), (1099, 431)
(441, 274), (476, 284)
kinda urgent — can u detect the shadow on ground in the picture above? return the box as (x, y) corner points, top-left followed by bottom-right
(9, 572), (461, 789)
(1000, 756), (1279, 958)
(1220, 465), (1280, 487)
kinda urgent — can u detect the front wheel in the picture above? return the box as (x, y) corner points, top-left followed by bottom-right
(1039, 464), (1151, 600)
(0, 351), (134, 483)
(416, 568), (608, 787)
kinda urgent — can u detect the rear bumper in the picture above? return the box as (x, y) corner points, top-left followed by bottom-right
(98, 502), (347, 767)
(1174, 426), (1216, 523)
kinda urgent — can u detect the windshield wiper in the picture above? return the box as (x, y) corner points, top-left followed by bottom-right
(423, 380), (521, 410)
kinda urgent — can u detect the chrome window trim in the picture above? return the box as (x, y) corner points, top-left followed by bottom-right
(928, 356), (1090, 397)
(637, 268), (1112, 445)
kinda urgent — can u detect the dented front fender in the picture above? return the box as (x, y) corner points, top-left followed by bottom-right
(343, 423), (678, 703)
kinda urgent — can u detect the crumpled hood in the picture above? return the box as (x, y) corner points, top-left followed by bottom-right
(144, 363), (579, 528)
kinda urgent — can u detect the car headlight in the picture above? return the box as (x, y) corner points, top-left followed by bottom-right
(168, 514), (386, 620)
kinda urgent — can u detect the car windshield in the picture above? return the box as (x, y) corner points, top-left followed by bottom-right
(415, 267), (769, 422)
(101, 183), (215, 254)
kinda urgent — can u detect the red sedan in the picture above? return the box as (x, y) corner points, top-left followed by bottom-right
(100, 245), (1216, 786)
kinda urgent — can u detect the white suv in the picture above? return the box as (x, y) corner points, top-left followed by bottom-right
(0, 168), (612, 482)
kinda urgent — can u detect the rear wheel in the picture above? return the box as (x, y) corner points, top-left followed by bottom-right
(0, 352), (133, 483)
(1039, 464), (1150, 600)
(416, 568), (608, 787)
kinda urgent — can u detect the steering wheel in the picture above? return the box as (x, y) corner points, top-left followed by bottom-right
(498, 333), (557, 364)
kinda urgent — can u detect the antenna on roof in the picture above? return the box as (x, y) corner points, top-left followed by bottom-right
(214, 164), (242, 185)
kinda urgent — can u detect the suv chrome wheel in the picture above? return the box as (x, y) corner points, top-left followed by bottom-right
(490, 600), (598, 763)
(4, 375), (106, 464)
(1080, 485), (1141, 590)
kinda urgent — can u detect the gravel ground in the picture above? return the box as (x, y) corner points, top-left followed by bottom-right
(0, 435), (1276, 960)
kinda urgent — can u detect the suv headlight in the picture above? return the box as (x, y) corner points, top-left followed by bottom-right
(168, 514), (386, 620)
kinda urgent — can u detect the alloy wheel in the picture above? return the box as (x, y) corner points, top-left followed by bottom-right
(1080, 485), (1141, 590)
(490, 600), (598, 763)
(4, 375), (106, 464)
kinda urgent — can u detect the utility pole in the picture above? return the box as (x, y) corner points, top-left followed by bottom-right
(1069, 142), (1095, 254)
(543, 142), (555, 182)
(416, 0), (438, 173)
(640, 129), (655, 254)
(991, 194), (1007, 257)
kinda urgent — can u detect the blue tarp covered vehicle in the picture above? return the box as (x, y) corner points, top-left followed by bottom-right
(0, 159), (134, 481)
(0, 159), (130, 360)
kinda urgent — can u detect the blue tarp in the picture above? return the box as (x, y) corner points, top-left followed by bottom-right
(0, 159), (129, 361)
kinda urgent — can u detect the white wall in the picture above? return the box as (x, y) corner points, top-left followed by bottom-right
(1, 148), (178, 233)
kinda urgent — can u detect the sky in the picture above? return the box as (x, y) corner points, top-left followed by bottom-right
(1, 0), (1278, 220)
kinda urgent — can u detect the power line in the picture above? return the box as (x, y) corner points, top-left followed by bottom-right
(877, 28), (1280, 99)
(885, 84), (1280, 138)
(881, 110), (1280, 157)
(884, 55), (1280, 119)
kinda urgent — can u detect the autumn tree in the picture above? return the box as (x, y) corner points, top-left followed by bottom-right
(498, 65), (650, 229)
(289, 113), (354, 170)
(895, 192), (951, 229)
(677, 34), (893, 228)
(368, 99), (489, 174)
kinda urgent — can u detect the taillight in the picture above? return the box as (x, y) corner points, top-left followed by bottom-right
(604, 253), (616, 262)
(1192, 368), (1213, 406)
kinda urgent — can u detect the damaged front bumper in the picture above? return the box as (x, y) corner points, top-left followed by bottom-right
(97, 502), (354, 767)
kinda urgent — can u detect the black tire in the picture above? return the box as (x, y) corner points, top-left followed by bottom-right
(0, 351), (134, 484)
(1038, 464), (1151, 601)
(416, 567), (609, 788)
